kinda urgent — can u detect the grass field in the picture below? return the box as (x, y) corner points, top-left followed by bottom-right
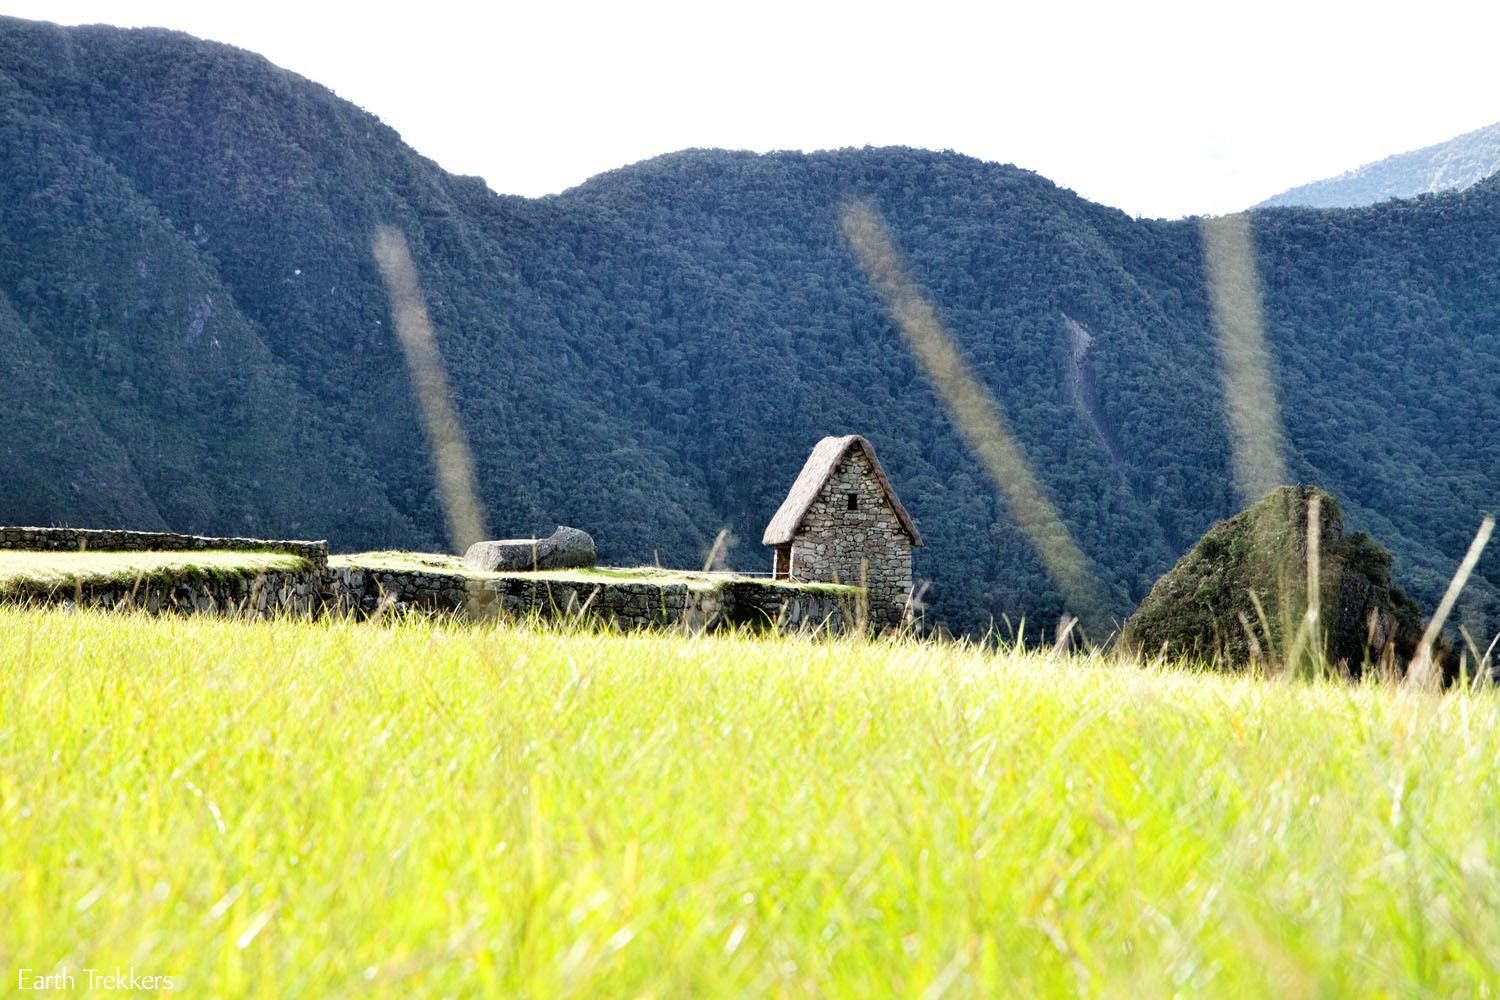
(3, 607), (1499, 996)
(0, 551), (308, 595)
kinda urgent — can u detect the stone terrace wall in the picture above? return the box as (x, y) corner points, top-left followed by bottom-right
(331, 567), (852, 633)
(5, 568), (327, 619)
(1, 550), (852, 634)
(0, 526), (328, 569)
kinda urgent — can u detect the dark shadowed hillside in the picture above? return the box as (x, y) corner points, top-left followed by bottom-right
(1, 16), (1496, 636)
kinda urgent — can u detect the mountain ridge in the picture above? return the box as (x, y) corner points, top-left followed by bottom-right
(1, 15), (1496, 636)
(1258, 121), (1500, 210)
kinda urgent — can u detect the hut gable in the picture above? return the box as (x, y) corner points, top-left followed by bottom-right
(762, 435), (921, 547)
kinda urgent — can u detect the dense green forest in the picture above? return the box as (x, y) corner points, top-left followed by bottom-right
(0, 16), (1495, 636)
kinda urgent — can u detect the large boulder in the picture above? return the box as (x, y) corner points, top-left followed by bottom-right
(464, 526), (596, 572)
(1119, 486), (1433, 676)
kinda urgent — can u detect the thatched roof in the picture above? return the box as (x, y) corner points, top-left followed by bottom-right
(762, 435), (922, 547)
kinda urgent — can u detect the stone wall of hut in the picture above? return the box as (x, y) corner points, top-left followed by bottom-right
(787, 449), (914, 629)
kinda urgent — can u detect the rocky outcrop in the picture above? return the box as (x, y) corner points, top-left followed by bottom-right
(1063, 316), (1129, 486)
(1119, 486), (1432, 676)
(463, 526), (596, 572)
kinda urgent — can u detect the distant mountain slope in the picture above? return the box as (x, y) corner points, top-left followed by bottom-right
(1, 16), (1496, 637)
(1259, 121), (1500, 209)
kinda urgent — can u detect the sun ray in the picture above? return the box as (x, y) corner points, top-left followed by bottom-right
(371, 225), (488, 552)
(1201, 213), (1288, 505)
(840, 200), (1106, 633)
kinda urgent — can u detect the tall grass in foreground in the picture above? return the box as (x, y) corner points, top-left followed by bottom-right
(3, 608), (1500, 997)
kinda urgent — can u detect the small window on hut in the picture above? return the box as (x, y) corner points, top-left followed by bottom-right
(847, 493), (859, 511)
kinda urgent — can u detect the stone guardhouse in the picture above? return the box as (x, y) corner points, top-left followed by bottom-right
(761, 434), (922, 630)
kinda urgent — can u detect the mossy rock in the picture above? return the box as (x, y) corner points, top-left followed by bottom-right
(1119, 486), (1433, 676)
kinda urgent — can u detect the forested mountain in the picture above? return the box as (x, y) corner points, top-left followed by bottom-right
(1259, 121), (1500, 209)
(1, 16), (1497, 637)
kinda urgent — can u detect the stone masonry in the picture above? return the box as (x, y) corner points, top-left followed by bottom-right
(3, 568), (327, 619)
(0, 526), (327, 569)
(330, 567), (851, 633)
(2, 565), (852, 633)
(789, 448), (914, 630)
(0, 527), (851, 634)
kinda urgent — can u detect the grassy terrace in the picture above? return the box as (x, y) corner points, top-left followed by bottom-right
(0, 550), (309, 594)
(333, 550), (860, 593)
(4, 606), (1500, 995)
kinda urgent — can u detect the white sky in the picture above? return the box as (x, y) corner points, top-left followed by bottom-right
(6, 0), (1499, 218)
